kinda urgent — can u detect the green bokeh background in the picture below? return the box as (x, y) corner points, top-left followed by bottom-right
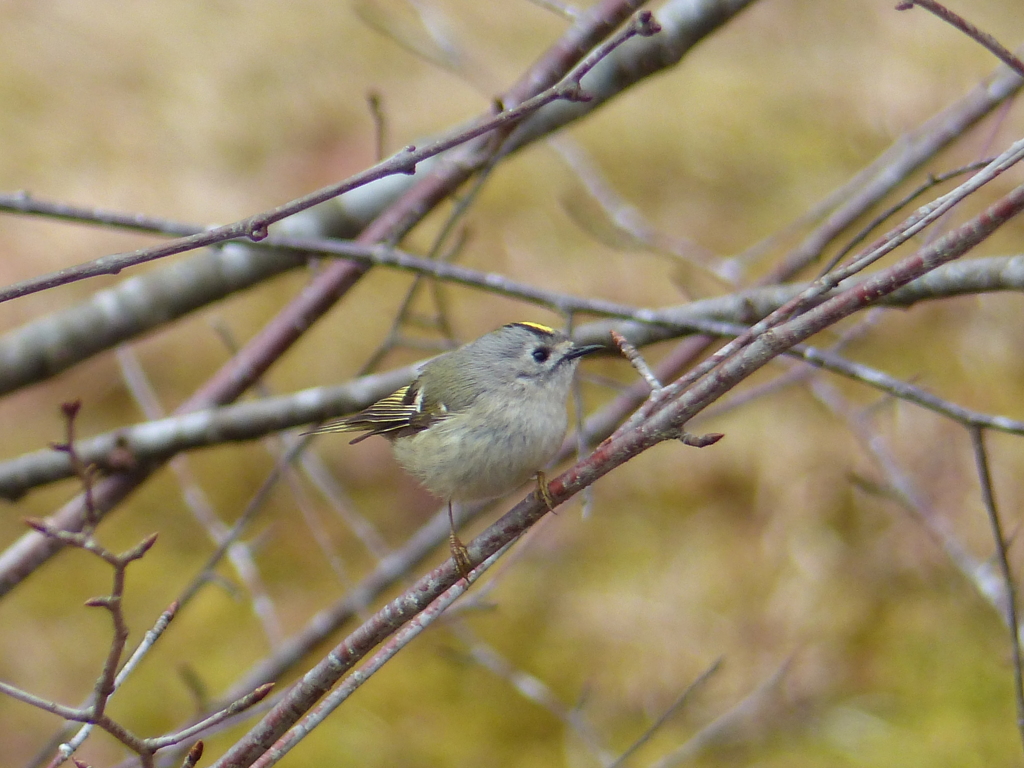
(1, 1), (1023, 766)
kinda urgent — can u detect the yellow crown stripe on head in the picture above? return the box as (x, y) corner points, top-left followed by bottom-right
(510, 321), (556, 335)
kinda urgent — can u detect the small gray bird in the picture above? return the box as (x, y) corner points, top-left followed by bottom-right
(311, 322), (601, 575)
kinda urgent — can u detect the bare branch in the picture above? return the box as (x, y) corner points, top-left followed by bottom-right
(0, 0), (758, 401)
(968, 427), (1024, 754)
(0, 10), (660, 308)
(608, 658), (722, 768)
(146, 684), (274, 751)
(0, 0), (756, 604)
(897, 0), (1024, 77)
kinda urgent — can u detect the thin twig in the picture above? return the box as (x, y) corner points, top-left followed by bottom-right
(146, 684), (274, 750)
(244, 542), (513, 768)
(212, 319), (364, 588)
(818, 158), (994, 277)
(809, 379), (992, 611)
(897, 1), (1024, 78)
(50, 602), (180, 767)
(968, 427), (1024, 755)
(607, 658), (723, 768)
(612, 330), (663, 390)
(2, 523), (160, 766)
(115, 345), (285, 648)
(366, 91), (387, 162)
(647, 659), (792, 768)
(0, 13), (660, 307)
(452, 624), (615, 765)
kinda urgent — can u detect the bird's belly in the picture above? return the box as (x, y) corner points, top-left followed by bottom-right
(393, 401), (568, 501)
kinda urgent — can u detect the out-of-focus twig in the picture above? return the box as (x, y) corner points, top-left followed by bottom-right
(452, 624), (616, 765)
(897, 0), (1024, 78)
(761, 60), (1023, 282)
(0, 2), (672, 605)
(968, 427), (1024, 755)
(608, 658), (722, 768)
(0, 37), (635, 307)
(116, 346), (285, 648)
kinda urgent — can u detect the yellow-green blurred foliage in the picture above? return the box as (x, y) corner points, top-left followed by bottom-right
(1, 1), (1023, 766)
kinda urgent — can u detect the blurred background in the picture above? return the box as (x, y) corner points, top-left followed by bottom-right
(1, 1), (1024, 766)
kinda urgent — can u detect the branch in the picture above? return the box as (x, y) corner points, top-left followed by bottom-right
(0, 0), (760, 399)
(201, 176), (1024, 767)
(897, 0), (1024, 78)
(763, 58), (1022, 281)
(968, 427), (1024, 755)
(0, 58), (616, 307)
(0, 0), (757, 604)
(9, 250), (1024, 500)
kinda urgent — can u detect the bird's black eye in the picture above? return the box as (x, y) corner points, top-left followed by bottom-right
(532, 346), (551, 363)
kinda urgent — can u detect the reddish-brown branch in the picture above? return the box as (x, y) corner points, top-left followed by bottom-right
(897, 0), (1024, 78)
(0, 5), (663, 602)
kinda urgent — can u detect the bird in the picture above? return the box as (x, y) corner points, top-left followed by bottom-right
(310, 322), (601, 576)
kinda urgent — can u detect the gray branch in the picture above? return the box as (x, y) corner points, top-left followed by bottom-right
(0, 365), (414, 501)
(0, 0), (791, 399)
(3, 254), (1024, 500)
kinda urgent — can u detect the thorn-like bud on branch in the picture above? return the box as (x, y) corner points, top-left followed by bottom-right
(24, 518), (88, 546)
(224, 682), (276, 717)
(85, 595), (115, 609)
(24, 517), (50, 535)
(103, 435), (138, 472)
(248, 222), (269, 241)
(125, 532), (160, 561)
(681, 432), (725, 448)
(634, 10), (662, 37)
(183, 741), (204, 768)
(250, 682), (274, 704)
(561, 83), (593, 103)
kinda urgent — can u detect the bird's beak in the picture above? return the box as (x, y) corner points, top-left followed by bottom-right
(566, 343), (603, 360)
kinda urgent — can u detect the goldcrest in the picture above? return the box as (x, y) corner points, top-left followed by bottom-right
(311, 322), (601, 573)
